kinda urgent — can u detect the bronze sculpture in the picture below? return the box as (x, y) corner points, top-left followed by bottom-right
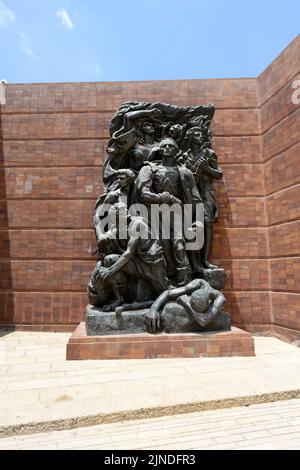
(87, 102), (229, 335)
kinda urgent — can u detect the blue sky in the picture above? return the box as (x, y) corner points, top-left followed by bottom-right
(0, 0), (299, 83)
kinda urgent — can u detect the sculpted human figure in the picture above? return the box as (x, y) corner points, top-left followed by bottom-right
(181, 127), (223, 269)
(88, 254), (127, 312)
(103, 107), (162, 187)
(160, 122), (186, 145)
(88, 200), (128, 310)
(93, 169), (135, 248)
(88, 202), (172, 311)
(146, 278), (226, 333)
(128, 120), (161, 172)
(136, 137), (204, 285)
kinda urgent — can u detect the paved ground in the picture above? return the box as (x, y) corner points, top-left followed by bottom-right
(1, 330), (300, 435)
(0, 399), (300, 450)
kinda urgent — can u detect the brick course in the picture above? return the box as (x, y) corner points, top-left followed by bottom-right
(2, 79), (258, 113)
(0, 109), (259, 140)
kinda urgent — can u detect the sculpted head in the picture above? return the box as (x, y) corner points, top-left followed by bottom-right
(159, 137), (179, 159)
(169, 124), (184, 140)
(190, 289), (211, 313)
(116, 169), (135, 188)
(140, 121), (155, 135)
(185, 126), (205, 147)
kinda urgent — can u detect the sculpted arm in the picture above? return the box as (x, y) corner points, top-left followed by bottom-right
(186, 289), (226, 328)
(175, 281), (226, 328)
(203, 164), (223, 180)
(138, 166), (163, 204)
(200, 151), (223, 180)
(93, 192), (119, 242)
(138, 166), (183, 205)
(209, 290), (226, 316)
(123, 108), (162, 132)
(105, 236), (139, 278)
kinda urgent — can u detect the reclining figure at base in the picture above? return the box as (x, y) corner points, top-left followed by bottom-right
(145, 278), (229, 334)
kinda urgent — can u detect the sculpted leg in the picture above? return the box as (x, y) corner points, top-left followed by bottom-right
(174, 239), (192, 286)
(202, 222), (218, 269)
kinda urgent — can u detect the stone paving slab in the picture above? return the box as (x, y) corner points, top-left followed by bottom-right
(0, 399), (300, 450)
(0, 330), (300, 437)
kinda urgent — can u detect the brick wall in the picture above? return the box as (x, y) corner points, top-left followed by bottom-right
(0, 35), (299, 337)
(259, 35), (300, 343)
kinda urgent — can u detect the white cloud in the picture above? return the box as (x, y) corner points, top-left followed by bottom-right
(0, 1), (15, 27)
(56, 8), (74, 30)
(18, 33), (37, 59)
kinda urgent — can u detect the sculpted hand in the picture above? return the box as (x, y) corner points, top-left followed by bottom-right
(93, 267), (111, 285)
(92, 269), (103, 287)
(160, 192), (182, 205)
(159, 192), (172, 204)
(198, 156), (209, 169)
(100, 268), (113, 282)
(169, 195), (183, 205)
(145, 307), (161, 333)
(149, 108), (162, 117)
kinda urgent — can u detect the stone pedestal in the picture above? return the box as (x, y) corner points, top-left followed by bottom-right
(66, 322), (255, 360)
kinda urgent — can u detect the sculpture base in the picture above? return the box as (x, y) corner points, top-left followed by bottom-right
(201, 268), (227, 290)
(66, 323), (255, 360)
(86, 304), (231, 336)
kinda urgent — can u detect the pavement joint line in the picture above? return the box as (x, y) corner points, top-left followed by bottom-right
(1, 389), (300, 439)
